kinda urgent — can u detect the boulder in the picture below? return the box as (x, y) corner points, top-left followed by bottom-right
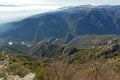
(22, 73), (35, 80)
(0, 78), (4, 80)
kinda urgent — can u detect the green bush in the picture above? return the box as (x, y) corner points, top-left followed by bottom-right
(6, 63), (29, 77)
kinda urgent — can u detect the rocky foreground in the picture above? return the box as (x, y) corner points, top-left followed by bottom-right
(0, 53), (35, 80)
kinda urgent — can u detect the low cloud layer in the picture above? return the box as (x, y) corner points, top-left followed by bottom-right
(0, 5), (62, 24)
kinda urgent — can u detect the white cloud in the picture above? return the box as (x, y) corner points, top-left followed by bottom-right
(0, 0), (120, 6)
(0, 5), (62, 24)
(0, 0), (40, 5)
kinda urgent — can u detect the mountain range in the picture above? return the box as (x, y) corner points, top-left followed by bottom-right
(1, 5), (120, 80)
(0, 5), (120, 47)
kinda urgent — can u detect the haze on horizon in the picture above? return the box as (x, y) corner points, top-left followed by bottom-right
(0, 0), (120, 24)
(0, 0), (120, 5)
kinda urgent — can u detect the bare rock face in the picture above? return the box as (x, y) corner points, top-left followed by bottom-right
(22, 73), (35, 80)
(0, 78), (4, 80)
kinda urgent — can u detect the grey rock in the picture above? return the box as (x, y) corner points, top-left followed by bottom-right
(22, 73), (35, 80)
(0, 78), (4, 80)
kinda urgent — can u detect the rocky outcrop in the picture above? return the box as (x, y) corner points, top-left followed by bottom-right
(0, 53), (35, 80)
(0, 78), (4, 80)
(22, 73), (35, 80)
(0, 73), (35, 80)
(7, 75), (22, 80)
(97, 44), (120, 58)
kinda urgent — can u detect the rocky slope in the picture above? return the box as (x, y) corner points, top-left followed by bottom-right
(1, 42), (120, 80)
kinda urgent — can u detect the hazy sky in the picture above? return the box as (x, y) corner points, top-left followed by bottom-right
(0, 0), (120, 24)
(0, 0), (120, 5)
(0, 5), (62, 24)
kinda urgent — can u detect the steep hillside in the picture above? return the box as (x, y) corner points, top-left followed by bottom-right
(0, 42), (30, 54)
(1, 42), (78, 57)
(30, 42), (78, 57)
(68, 35), (120, 48)
(1, 5), (120, 45)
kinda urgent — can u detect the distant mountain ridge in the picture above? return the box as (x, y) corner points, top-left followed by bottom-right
(0, 5), (120, 46)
